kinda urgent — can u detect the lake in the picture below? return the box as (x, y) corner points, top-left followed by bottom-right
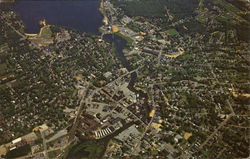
(12, 0), (103, 34)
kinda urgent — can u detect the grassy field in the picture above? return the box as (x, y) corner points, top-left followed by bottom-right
(166, 29), (179, 36)
(66, 140), (106, 159)
(39, 26), (52, 39)
(29, 26), (53, 46)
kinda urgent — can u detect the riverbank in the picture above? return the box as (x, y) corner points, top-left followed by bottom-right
(115, 32), (134, 47)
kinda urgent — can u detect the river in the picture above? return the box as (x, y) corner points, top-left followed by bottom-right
(103, 34), (137, 89)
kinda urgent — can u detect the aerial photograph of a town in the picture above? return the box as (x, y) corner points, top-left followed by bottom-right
(0, 0), (249, 158)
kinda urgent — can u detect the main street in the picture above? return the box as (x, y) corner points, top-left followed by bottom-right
(131, 84), (155, 154)
(68, 83), (90, 141)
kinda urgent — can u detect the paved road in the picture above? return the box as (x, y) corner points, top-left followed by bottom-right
(68, 83), (90, 141)
(41, 131), (48, 159)
(131, 84), (155, 154)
